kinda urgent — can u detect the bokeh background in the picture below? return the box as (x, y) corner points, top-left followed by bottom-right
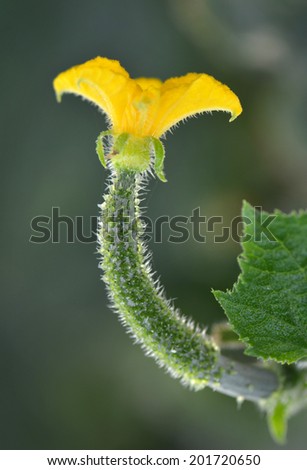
(2, 0), (307, 449)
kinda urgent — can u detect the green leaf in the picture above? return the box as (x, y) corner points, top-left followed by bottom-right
(214, 201), (307, 364)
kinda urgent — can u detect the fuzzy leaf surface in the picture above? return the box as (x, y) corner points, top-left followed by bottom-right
(214, 201), (307, 363)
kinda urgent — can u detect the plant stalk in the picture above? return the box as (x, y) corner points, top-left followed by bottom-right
(98, 169), (279, 401)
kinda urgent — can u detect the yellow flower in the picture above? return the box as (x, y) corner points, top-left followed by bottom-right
(53, 57), (242, 181)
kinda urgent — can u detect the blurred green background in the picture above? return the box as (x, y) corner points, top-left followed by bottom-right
(2, 0), (307, 449)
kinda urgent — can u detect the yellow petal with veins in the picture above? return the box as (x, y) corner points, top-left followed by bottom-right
(53, 57), (139, 131)
(134, 77), (162, 90)
(150, 73), (242, 137)
(121, 78), (162, 136)
(54, 57), (242, 141)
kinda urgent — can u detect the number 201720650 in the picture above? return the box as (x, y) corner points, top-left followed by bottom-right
(189, 454), (261, 466)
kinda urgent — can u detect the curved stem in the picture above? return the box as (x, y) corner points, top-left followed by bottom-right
(98, 169), (279, 400)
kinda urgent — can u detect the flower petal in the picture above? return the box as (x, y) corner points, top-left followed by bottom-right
(134, 77), (162, 91)
(53, 57), (138, 130)
(120, 78), (162, 136)
(151, 73), (242, 137)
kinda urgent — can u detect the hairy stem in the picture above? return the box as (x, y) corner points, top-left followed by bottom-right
(98, 169), (279, 400)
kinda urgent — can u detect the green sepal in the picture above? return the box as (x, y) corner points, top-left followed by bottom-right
(96, 132), (167, 181)
(96, 130), (112, 168)
(113, 133), (130, 154)
(151, 137), (167, 182)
